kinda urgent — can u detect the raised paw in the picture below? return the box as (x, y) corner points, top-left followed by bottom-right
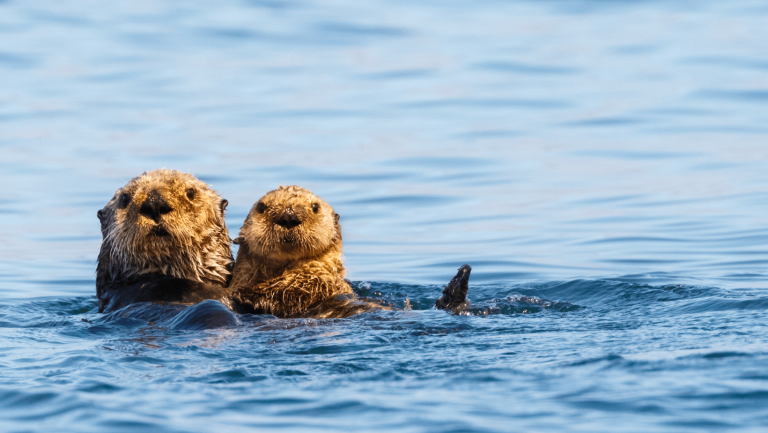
(435, 264), (471, 313)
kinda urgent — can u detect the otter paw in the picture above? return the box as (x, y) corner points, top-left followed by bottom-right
(435, 264), (471, 313)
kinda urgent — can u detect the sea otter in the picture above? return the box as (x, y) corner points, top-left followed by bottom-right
(228, 185), (470, 318)
(96, 169), (234, 313)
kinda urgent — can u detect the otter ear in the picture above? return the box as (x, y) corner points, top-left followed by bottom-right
(333, 213), (342, 242)
(220, 199), (228, 215)
(233, 237), (243, 245)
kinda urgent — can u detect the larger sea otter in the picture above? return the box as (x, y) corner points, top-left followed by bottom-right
(228, 185), (470, 318)
(96, 169), (233, 313)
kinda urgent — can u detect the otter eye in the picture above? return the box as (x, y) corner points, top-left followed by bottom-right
(118, 193), (131, 209)
(256, 202), (267, 214)
(312, 203), (319, 213)
(186, 188), (195, 201)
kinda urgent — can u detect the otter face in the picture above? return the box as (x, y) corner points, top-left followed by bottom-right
(240, 185), (340, 262)
(98, 169), (231, 283)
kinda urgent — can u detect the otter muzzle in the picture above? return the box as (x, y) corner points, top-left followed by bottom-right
(275, 211), (301, 229)
(140, 190), (173, 223)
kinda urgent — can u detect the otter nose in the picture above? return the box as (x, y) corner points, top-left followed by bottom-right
(139, 190), (172, 223)
(275, 211), (301, 229)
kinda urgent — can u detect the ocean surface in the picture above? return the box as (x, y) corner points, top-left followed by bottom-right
(2, 0), (768, 431)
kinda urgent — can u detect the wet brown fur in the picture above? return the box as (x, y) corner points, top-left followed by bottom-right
(96, 169), (233, 312)
(229, 185), (379, 318)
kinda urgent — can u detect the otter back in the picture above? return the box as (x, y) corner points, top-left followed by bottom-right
(99, 273), (232, 313)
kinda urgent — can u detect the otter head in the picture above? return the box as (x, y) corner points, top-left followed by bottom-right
(97, 169), (233, 285)
(238, 185), (341, 262)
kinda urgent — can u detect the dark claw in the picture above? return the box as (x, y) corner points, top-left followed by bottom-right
(435, 264), (471, 312)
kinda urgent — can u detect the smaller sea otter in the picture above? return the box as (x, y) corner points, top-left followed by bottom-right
(228, 186), (472, 318)
(228, 185), (364, 318)
(96, 169), (233, 313)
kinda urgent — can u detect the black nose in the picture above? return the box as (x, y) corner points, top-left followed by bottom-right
(275, 211), (301, 229)
(139, 190), (172, 223)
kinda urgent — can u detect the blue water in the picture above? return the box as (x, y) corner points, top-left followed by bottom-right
(2, 0), (768, 431)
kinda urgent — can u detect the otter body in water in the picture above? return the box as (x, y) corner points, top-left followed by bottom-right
(228, 185), (470, 318)
(96, 169), (233, 313)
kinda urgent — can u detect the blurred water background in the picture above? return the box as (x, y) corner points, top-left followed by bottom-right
(1, 0), (768, 431)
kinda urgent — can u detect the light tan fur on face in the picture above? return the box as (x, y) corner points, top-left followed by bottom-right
(240, 185), (338, 263)
(98, 169), (233, 287)
(229, 185), (352, 317)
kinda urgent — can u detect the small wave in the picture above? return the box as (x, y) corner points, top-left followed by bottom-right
(0, 388), (92, 424)
(567, 354), (624, 367)
(165, 300), (239, 330)
(97, 300), (245, 332)
(624, 344), (768, 362)
(408, 323), (473, 336)
(4, 296), (96, 316)
(504, 279), (727, 310)
(98, 302), (186, 325)
(675, 296), (768, 314)
(187, 369), (265, 384)
(0, 296), (96, 328)
(468, 294), (581, 316)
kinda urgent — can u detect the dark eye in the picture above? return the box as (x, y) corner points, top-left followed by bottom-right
(118, 193), (131, 209)
(312, 203), (319, 213)
(186, 188), (195, 200)
(256, 202), (266, 214)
